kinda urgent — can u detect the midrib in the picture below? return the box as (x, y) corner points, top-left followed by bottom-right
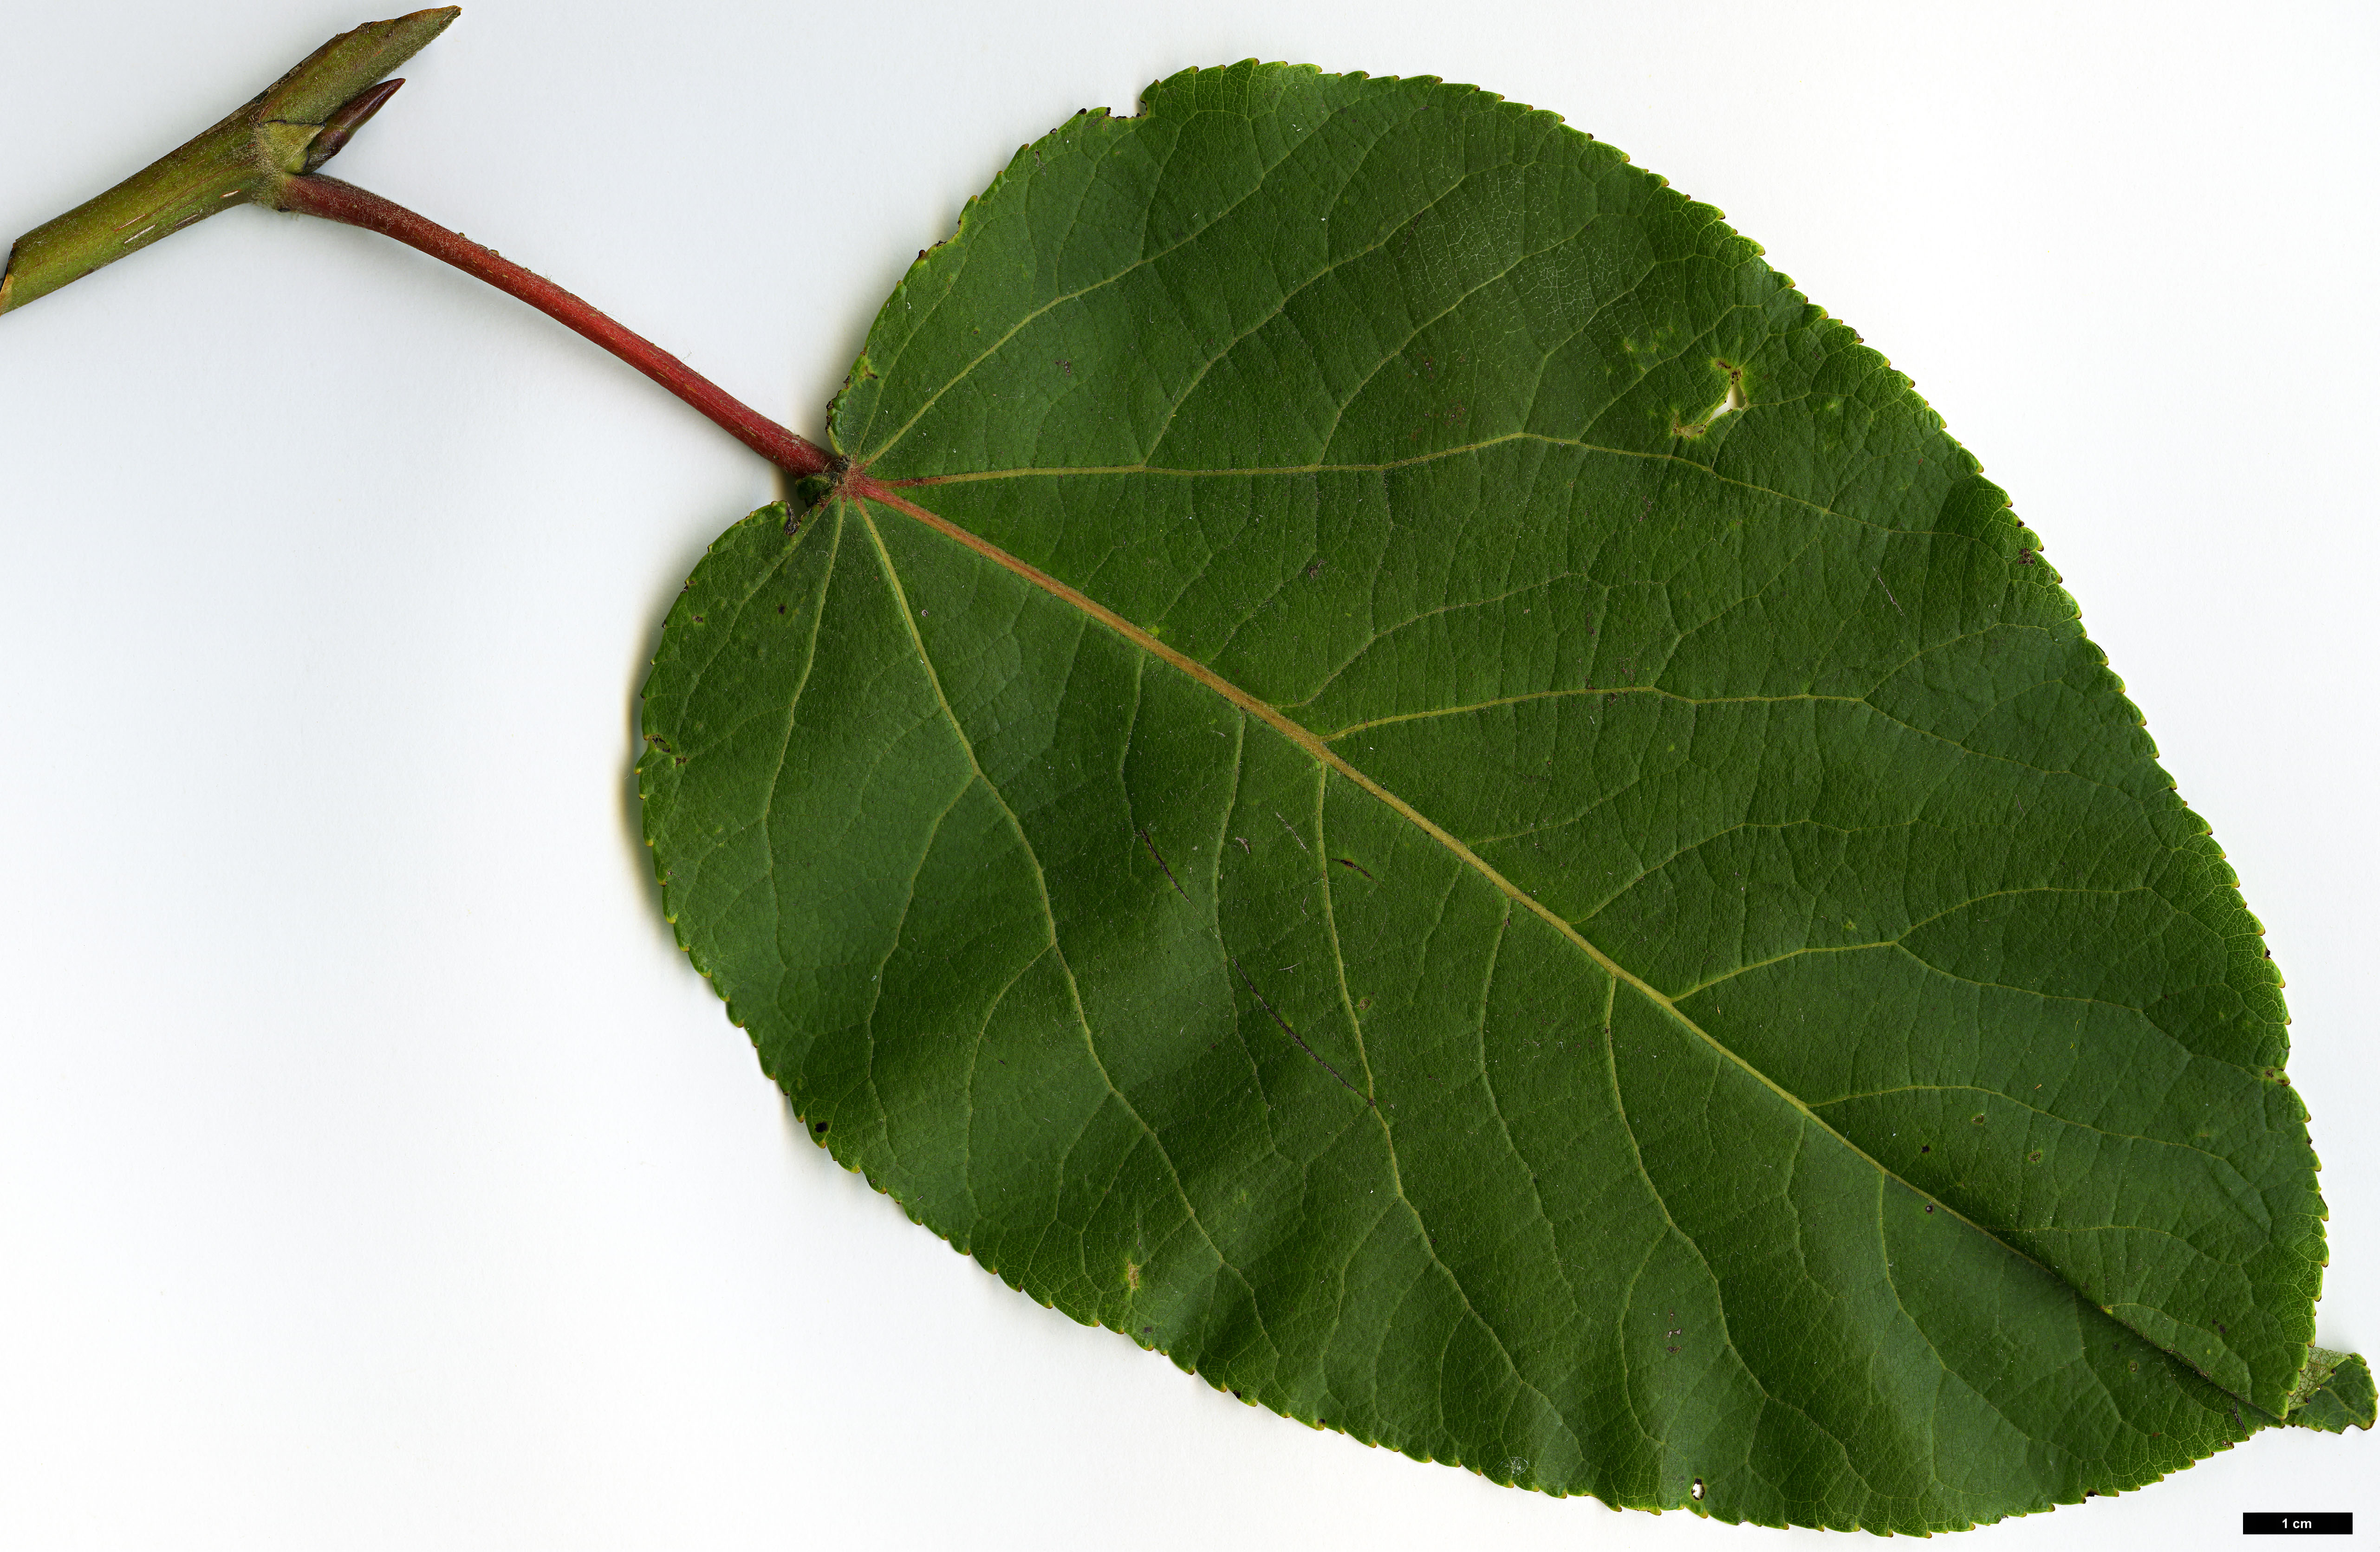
(842, 479), (2281, 1421)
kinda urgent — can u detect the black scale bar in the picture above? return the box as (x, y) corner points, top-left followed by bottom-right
(2244, 1513), (2353, 1535)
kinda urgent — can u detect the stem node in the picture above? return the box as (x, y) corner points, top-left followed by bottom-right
(0, 7), (456, 316)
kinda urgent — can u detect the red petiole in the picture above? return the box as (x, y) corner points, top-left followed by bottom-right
(274, 172), (841, 483)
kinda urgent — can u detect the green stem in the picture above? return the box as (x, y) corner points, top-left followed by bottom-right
(0, 8), (458, 315)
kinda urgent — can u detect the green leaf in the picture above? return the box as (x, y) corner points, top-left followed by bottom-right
(2286, 1349), (2376, 1434)
(640, 64), (2351, 1531)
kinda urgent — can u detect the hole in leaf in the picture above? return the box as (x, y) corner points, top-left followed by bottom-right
(1675, 361), (1746, 437)
(1692, 1478), (1705, 1501)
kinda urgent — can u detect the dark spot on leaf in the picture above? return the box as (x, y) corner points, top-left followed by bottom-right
(1925, 1204), (1935, 1213)
(2028, 1149), (2044, 1163)
(813, 1121), (829, 1136)
(1972, 1113), (1987, 1125)
(1337, 857), (1375, 879)
(1920, 1144), (1930, 1153)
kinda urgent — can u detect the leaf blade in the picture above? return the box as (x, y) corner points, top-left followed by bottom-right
(643, 63), (2345, 1530)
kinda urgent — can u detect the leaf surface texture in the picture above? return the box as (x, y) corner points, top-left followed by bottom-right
(641, 65), (2350, 1531)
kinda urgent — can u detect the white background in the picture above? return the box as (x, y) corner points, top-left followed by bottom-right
(2, 2), (2372, 1547)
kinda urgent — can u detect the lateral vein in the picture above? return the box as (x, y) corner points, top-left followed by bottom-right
(848, 482), (2263, 1415)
